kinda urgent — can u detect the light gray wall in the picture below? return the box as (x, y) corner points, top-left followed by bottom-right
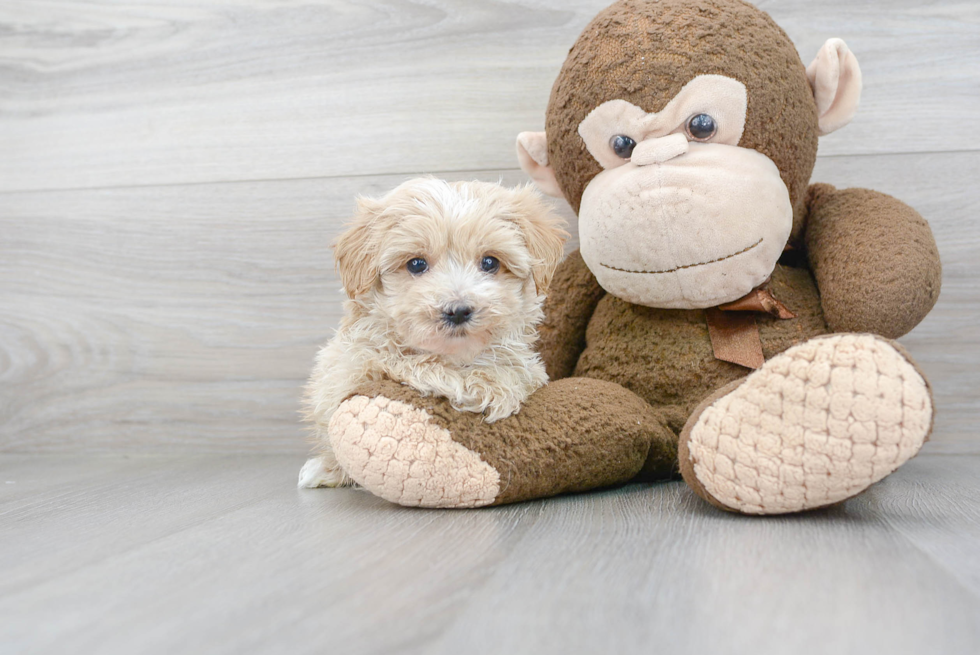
(1, 0), (978, 453)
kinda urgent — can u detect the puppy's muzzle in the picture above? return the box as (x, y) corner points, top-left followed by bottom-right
(442, 305), (474, 327)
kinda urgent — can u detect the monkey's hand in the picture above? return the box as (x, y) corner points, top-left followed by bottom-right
(538, 249), (606, 380)
(804, 183), (941, 338)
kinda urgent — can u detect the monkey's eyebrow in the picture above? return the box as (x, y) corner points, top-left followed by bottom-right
(577, 75), (749, 169)
(578, 99), (648, 139)
(600, 238), (763, 274)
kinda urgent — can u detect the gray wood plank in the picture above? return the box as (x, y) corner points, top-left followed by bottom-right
(427, 461), (980, 655)
(0, 0), (977, 193)
(858, 454), (980, 598)
(0, 453), (978, 655)
(0, 454), (287, 597)
(2, 152), (977, 453)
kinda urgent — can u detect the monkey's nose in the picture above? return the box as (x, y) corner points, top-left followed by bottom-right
(443, 306), (474, 326)
(630, 133), (689, 166)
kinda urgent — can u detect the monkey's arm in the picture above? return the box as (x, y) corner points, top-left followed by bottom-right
(805, 183), (941, 338)
(538, 249), (606, 380)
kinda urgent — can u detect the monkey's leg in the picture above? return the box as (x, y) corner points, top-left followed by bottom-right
(678, 334), (933, 514)
(326, 377), (674, 508)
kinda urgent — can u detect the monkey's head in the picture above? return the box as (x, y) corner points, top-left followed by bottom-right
(517, 0), (861, 309)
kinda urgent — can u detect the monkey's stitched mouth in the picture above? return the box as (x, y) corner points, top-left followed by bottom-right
(599, 238), (763, 274)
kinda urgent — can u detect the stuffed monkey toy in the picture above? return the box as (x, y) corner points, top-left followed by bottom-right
(325, 0), (941, 513)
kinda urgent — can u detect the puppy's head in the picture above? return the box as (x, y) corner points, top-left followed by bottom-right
(334, 178), (568, 362)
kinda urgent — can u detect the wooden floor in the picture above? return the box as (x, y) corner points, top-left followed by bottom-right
(0, 453), (978, 655)
(2, 1), (979, 652)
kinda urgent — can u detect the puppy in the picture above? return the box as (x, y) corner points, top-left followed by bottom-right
(298, 178), (568, 488)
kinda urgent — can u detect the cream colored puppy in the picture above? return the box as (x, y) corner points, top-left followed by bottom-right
(299, 178), (568, 488)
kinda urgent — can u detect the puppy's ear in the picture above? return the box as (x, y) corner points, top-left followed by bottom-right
(334, 197), (385, 299)
(511, 186), (569, 294)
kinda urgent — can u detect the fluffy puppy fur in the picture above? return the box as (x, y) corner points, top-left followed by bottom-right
(298, 178), (568, 488)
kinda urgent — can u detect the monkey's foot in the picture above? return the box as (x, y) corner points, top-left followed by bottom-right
(328, 378), (669, 508)
(328, 394), (501, 508)
(679, 334), (933, 514)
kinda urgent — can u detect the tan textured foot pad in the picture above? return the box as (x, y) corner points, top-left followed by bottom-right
(328, 395), (501, 508)
(683, 334), (933, 514)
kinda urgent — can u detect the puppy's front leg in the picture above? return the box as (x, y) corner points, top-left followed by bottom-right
(462, 368), (540, 423)
(297, 450), (354, 488)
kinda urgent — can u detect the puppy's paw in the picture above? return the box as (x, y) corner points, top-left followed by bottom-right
(297, 455), (349, 488)
(460, 373), (526, 423)
(482, 395), (524, 423)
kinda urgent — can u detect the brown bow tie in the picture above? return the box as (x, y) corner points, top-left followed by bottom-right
(705, 283), (795, 369)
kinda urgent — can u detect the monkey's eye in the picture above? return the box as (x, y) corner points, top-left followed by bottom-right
(609, 135), (637, 159)
(406, 257), (428, 275)
(480, 256), (500, 274)
(686, 114), (717, 141)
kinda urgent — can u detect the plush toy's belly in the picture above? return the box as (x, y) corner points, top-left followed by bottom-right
(572, 264), (829, 419)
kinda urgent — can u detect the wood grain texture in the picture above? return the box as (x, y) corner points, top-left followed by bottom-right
(0, 0), (978, 192)
(2, 153), (978, 453)
(1, 453), (979, 654)
(1, 0), (978, 454)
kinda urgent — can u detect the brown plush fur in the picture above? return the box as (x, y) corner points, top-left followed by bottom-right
(806, 184), (942, 338)
(350, 377), (675, 505)
(521, 0), (937, 498)
(536, 249), (609, 380)
(534, 181), (940, 495)
(550, 254), (831, 415)
(533, 1), (940, 496)
(546, 0), (819, 242)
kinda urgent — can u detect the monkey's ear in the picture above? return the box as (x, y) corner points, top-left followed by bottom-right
(516, 132), (564, 199)
(806, 38), (863, 136)
(334, 198), (384, 299)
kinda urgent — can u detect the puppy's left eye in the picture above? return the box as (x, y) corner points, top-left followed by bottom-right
(480, 256), (500, 274)
(406, 257), (428, 275)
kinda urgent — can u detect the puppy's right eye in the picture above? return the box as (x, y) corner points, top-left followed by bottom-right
(406, 258), (428, 275)
(480, 256), (500, 274)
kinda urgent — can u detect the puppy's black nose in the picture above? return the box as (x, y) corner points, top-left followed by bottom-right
(443, 306), (474, 326)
